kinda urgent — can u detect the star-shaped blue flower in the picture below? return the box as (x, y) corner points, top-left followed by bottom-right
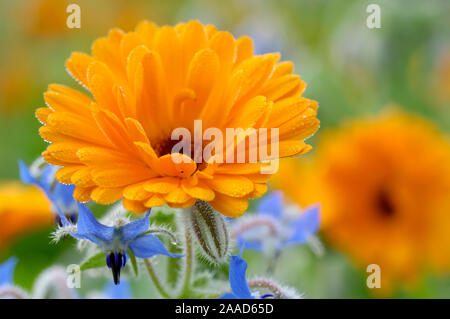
(19, 159), (77, 223)
(0, 257), (17, 287)
(234, 191), (321, 252)
(72, 203), (181, 285)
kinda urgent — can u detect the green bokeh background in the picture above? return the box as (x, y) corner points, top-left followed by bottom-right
(0, 0), (449, 298)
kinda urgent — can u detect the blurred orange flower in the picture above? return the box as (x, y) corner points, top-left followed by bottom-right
(20, 0), (69, 37)
(0, 182), (53, 249)
(37, 20), (319, 217)
(273, 112), (450, 292)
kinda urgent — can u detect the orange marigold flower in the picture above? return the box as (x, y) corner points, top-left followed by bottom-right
(37, 20), (319, 217)
(273, 112), (450, 292)
(0, 182), (54, 249)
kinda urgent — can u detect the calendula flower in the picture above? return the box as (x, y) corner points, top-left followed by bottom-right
(0, 258), (17, 287)
(59, 203), (181, 284)
(0, 182), (54, 248)
(231, 192), (321, 255)
(37, 20), (319, 217)
(273, 112), (450, 292)
(19, 159), (77, 223)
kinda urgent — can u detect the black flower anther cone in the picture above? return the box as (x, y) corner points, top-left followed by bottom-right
(106, 252), (126, 285)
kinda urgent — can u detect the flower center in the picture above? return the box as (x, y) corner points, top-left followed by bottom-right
(375, 188), (395, 217)
(106, 252), (127, 285)
(154, 138), (183, 158)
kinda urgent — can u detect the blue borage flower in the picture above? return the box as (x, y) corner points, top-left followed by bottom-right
(219, 255), (272, 299)
(71, 203), (182, 285)
(0, 257), (17, 287)
(232, 191), (321, 253)
(19, 159), (77, 223)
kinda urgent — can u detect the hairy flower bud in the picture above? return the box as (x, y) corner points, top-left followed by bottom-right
(188, 200), (230, 264)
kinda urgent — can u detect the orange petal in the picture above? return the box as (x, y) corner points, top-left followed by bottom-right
(36, 107), (53, 124)
(227, 96), (268, 129)
(204, 175), (254, 198)
(181, 179), (215, 201)
(181, 20), (207, 75)
(210, 193), (248, 218)
(44, 91), (91, 118)
(164, 187), (191, 204)
(123, 198), (149, 214)
(277, 140), (312, 158)
(186, 48), (220, 109)
(235, 55), (277, 104)
(55, 166), (84, 184)
(46, 111), (107, 146)
(278, 117), (320, 141)
(120, 32), (144, 66)
(71, 167), (96, 188)
(269, 97), (318, 127)
(214, 163), (264, 175)
(44, 142), (83, 164)
(65, 52), (94, 88)
(77, 146), (141, 166)
(262, 75), (303, 101)
(91, 165), (155, 188)
(144, 195), (167, 207)
(168, 198), (197, 209)
(143, 177), (179, 194)
(272, 61), (294, 78)
(158, 154), (197, 178)
(248, 183), (268, 199)
(209, 31), (236, 71)
(73, 186), (95, 202)
(91, 187), (123, 204)
(135, 21), (158, 48)
(123, 182), (152, 201)
(235, 36), (254, 66)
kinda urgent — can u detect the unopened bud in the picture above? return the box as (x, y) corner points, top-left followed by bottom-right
(188, 200), (230, 264)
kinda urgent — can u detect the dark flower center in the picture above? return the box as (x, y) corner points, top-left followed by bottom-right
(106, 252), (127, 285)
(376, 188), (395, 217)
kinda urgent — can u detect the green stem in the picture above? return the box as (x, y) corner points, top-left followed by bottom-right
(144, 258), (172, 299)
(179, 214), (194, 298)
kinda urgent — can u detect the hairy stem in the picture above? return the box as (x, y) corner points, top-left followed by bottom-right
(248, 279), (283, 298)
(178, 212), (194, 298)
(144, 258), (172, 299)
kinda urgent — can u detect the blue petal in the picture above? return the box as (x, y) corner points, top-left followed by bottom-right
(19, 160), (46, 191)
(40, 165), (57, 189)
(121, 210), (151, 242)
(257, 191), (283, 218)
(129, 234), (182, 259)
(218, 292), (239, 299)
(53, 183), (77, 210)
(103, 280), (132, 299)
(229, 255), (253, 299)
(19, 160), (71, 225)
(73, 203), (114, 245)
(285, 204), (321, 245)
(0, 257), (18, 286)
(236, 237), (263, 252)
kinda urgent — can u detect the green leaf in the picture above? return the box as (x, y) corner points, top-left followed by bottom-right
(128, 249), (139, 276)
(80, 252), (106, 271)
